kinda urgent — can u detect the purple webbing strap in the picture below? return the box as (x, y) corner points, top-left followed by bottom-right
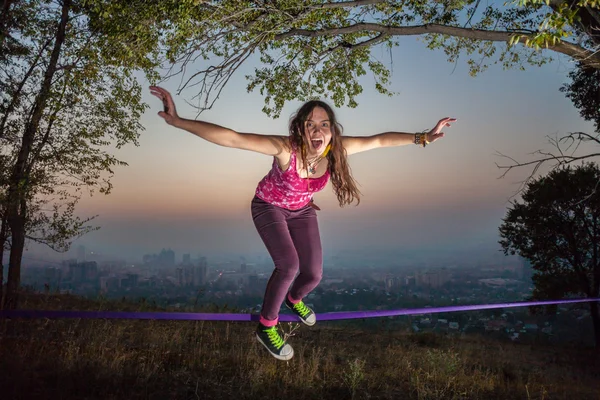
(0, 298), (598, 322)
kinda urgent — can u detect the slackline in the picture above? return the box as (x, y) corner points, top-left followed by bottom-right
(1, 298), (598, 322)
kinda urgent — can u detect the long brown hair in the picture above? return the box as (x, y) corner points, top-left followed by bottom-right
(288, 100), (361, 207)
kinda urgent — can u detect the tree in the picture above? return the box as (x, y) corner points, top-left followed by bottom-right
(499, 163), (600, 347)
(152, 0), (600, 117)
(0, 0), (179, 308)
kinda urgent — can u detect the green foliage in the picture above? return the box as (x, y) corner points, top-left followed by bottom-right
(6, 0), (587, 121)
(560, 63), (600, 133)
(499, 163), (600, 300)
(0, 0), (166, 254)
(508, 0), (581, 50)
(152, 0), (599, 117)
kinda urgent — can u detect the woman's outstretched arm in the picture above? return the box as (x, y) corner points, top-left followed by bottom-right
(343, 117), (456, 155)
(150, 86), (289, 157)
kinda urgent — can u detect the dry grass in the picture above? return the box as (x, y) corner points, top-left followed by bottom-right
(1, 293), (599, 400)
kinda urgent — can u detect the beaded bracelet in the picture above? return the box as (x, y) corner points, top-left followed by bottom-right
(414, 131), (430, 148)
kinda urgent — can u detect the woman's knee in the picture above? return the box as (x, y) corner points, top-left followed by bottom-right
(305, 264), (323, 284)
(274, 256), (300, 279)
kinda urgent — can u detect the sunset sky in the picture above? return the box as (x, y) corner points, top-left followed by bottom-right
(28, 37), (596, 263)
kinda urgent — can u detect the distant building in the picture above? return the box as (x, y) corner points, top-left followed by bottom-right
(85, 262), (98, 280)
(176, 268), (184, 286)
(159, 249), (175, 267)
(478, 278), (521, 287)
(119, 276), (131, 287)
(68, 261), (97, 283)
(69, 263), (84, 283)
(127, 273), (138, 288)
(248, 274), (258, 288)
(99, 276), (119, 293)
(193, 258), (208, 286)
(142, 249), (176, 268)
(404, 276), (416, 287)
(416, 268), (450, 288)
(384, 275), (397, 291)
(142, 254), (155, 264)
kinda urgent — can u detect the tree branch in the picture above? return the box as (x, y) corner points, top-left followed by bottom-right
(319, 32), (388, 56)
(310, 0), (385, 9)
(180, 35), (263, 113)
(0, 37), (54, 139)
(496, 131), (600, 200)
(274, 22), (600, 69)
(496, 151), (600, 177)
(27, 77), (69, 174)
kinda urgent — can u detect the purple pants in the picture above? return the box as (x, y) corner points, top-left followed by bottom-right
(251, 195), (323, 324)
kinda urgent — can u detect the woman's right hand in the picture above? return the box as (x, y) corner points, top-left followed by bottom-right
(149, 86), (180, 126)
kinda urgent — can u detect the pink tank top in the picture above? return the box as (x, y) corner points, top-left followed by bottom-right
(255, 142), (330, 210)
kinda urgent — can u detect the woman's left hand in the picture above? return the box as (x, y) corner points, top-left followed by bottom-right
(427, 117), (456, 143)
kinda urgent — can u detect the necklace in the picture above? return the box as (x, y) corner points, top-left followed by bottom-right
(304, 143), (331, 175)
(307, 156), (322, 174)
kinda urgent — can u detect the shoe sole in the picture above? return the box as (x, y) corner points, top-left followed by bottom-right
(256, 334), (294, 361)
(285, 303), (316, 326)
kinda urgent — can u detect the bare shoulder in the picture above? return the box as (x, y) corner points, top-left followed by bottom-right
(341, 135), (382, 156)
(230, 132), (292, 157)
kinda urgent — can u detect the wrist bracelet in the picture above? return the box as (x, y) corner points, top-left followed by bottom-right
(414, 131), (430, 148)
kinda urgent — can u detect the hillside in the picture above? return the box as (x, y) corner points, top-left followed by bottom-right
(1, 293), (599, 400)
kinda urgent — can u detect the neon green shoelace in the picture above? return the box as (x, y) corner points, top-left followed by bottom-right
(293, 301), (311, 318)
(265, 326), (284, 349)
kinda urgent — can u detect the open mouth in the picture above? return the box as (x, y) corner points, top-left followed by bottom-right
(310, 139), (323, 150)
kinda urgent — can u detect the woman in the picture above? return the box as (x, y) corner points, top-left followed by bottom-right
(150, 86), (455, 360)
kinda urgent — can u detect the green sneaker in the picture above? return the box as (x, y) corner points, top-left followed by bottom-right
(285, 298), (316, 326)
(255, 323), (294, 361)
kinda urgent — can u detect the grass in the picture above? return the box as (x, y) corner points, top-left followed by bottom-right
(1, 292), (599, 399)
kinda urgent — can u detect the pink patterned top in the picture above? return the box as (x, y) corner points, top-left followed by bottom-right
(255, 142), (330, 210)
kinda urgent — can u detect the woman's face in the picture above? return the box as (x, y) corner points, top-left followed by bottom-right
(303, 106), (333, 156)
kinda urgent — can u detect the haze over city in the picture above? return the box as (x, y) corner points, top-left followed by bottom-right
(23, 36), (595, 264)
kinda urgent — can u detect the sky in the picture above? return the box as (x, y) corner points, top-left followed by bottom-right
(26, 36), (597, 264)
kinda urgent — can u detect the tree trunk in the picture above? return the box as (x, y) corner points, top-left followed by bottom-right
(0, 212), (7, 309)
(0, 217), (8, 310)
(4, 213), (23, 309)
(4, 0), (71, 309)
(0, 0), (9, 304)
(0, 0), (15, 48)
(590, 301), (600, 348)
